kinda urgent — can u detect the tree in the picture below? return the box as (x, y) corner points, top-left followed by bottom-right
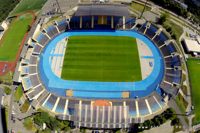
(171, 33), (177, 40)
(36, 128), (51, 133)
(47, 117), (61, 130)
(152, 116), (161, 126)
(158, 13), (167, 25)
(143, 120), (153, 129)
(171, 117), (180, 126)
(60, 120), (71, 131)
(27, 25), (31, 32)
(33, 112), (49, 127)
(33, 111), (71, 131)
(166, 26), (172, 33)
(23, 118), (36, 131)
(4, 86), (11, 95)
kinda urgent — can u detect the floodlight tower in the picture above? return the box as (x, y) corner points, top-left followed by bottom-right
(139, 0), (149, 19)
(55, 0), (63, 16)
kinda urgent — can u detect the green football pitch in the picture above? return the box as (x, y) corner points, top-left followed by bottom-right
(0, 14), (33, 61)
(187, 59), (200, 124)
(61, 36), (141, 82)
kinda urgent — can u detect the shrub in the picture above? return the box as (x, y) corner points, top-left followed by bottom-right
(23, 117), (36, 131)
(158, 13), (167, 25)
(4, 86), (11, 95)
(20, 100), (30, 113)
(14, 85), (23, 102)
(33, 111), (71, 131)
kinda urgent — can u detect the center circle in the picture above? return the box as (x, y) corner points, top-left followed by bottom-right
(39, 30), (164, 99)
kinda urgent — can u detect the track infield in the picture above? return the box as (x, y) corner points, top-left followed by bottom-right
(61, 36), (141, 82)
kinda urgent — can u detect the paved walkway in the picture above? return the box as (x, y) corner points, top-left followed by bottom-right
(42, 0), (79, 15)
(8, 84), (36, 132)
(10, 118), (35, 133)
(143, 120), (173, 133)
(8, 85), (17, 131)
(168, 99), (189, 131)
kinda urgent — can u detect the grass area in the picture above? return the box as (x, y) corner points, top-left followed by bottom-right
(130, 2), (151, 13)
(182, 85), (188, 95)
(20, 100), (30, 113)
(14, 85), (23, 102)
(11, 0), (47, 15)
(175, 93), (188, 114)
(186, 32), (189, 37)
(163, 19), (183, 42)
(187, 59), (200, 125)
(5, 106), (8, 128)
(0, 14), (33, 61)
(23, 117), (37, 132)
(61, 36), (141, 82)
(173, 123), (183, 133)
(0, 71), (13, 82)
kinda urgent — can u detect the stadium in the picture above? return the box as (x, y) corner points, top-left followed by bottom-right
(19, 2), (182, 129)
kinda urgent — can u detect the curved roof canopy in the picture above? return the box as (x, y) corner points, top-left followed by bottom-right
(74, 4), (130, 17)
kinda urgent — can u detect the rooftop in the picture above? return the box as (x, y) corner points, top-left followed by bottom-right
(184, 38), (200, 53)
(74, 4), (130, 17)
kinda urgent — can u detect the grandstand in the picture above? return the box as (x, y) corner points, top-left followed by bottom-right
(17, 1), (183, 129)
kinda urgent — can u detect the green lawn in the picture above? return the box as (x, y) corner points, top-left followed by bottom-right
(4, 86), (11, 95)
(5, 107), (8, 128)
(163, 20), (183, 42)
(0, 14), (33, 61)
(130, 2), (151, 13)
(14, 85), (23, 102)
(23, 117), (37, 132)
(20, 100), (30, 113)
(187, 59), (200, 125)
(61, 36), (141, 82)
(175, 93), (188, 114)
(11, 0), (47, 15)
(0, 72), (13, 83)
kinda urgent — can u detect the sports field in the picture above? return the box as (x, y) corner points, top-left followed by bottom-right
(61, 36), (141, 82)
(0, 14), (33, 61)
(187, 59), (200, 124)
(11, 0), (47, 15)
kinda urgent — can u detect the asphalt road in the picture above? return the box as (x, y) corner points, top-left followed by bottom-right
(0, 88), (4, 133)
(8, 85), (17, 131)
(168, 98), (189, 131)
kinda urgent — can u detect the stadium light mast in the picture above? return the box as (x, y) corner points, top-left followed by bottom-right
(139, 0), (149, 19)
(55, 0), (63, 16)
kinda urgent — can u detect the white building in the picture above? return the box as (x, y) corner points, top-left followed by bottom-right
(0, 21), (9, 31)
(183, 37), (200, 55)
(0, 21), (9, 40)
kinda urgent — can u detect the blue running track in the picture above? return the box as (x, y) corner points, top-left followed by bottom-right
(39, 30), (164, 99)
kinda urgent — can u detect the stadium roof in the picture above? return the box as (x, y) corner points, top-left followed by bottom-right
(0, 26), (4, 31)
(74, 4), (130, 17)
(184, 38), (200, 53)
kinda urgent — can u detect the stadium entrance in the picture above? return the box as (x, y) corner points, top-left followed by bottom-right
(69, 4), (135, 30)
